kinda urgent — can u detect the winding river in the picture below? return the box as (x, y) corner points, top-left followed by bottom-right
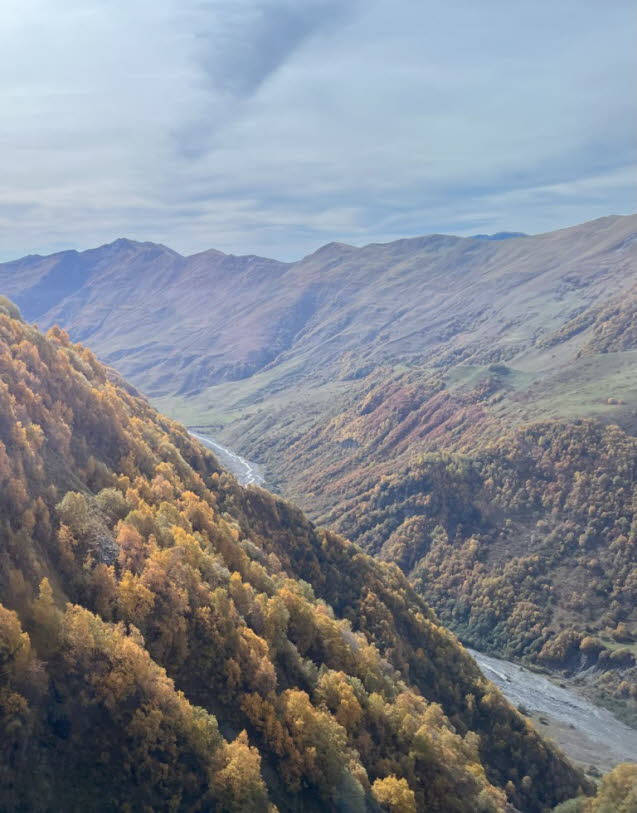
(190, 430), (636, 772)
(190, 431), (265, 487)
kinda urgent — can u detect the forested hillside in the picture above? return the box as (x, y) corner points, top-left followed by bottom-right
(3, 214), (637, 726)
(554, 763), (637, 812)
(0, 297), (590, 810)
(2, 214), (636, 805)
(231, 359), (637, 723)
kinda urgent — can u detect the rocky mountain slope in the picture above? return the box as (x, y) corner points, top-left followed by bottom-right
(0, 297), (592, 811)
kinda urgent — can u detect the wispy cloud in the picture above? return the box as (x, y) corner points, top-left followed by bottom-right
(175, 0), (361, 157)
(195, 0), (354, 98)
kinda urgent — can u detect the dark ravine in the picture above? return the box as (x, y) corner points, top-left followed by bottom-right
(189, 432), (637, 776)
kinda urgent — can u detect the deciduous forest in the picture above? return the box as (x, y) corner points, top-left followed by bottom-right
(0, 298), (596, 810)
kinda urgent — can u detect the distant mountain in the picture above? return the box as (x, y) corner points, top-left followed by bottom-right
(0, 239), (290, 396)
(1, 216), (633, 405)
(0, 299), (588, 810)
(470, 231), (528, 240)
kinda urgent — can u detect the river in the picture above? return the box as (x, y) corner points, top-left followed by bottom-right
(190, 430), (636, 773)
(189, 431), (265, 487)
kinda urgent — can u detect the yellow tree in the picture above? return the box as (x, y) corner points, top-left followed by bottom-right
(372, 776), (417, 813)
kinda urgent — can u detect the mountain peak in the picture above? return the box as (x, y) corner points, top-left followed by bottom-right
(303, 240), (357, 261)
(91, 237), (181, 257)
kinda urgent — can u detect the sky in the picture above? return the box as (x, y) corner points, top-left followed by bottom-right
(0, 0), (635, 261)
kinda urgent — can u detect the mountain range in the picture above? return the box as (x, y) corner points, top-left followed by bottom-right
(1, 214), (637, 805)
(1, 216), (634, 413)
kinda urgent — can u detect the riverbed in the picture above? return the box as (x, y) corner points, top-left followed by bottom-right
(470, 648), (637, 773)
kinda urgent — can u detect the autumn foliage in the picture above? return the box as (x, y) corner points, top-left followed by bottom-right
(0, 301), (588, 811)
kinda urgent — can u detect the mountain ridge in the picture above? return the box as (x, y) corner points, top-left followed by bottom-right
(2, 214), (633, 404)
(5, 212), (626, 266)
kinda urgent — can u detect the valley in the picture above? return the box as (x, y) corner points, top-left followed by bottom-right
(3, 2), (635, 808)
(0, 299), (591, 810)
(2, 216), (636, 729)
(185, 429), (637, 775)
(189, 431), (265, 487)
(1, 214), (636, 809)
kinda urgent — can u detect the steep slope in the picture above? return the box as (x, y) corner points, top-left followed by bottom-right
(554, 763), (637, 812)
(0, 297), (589, 811)
(3, 217), (637, 704)
(322, 418), (637, 719)
(217, 356), (637, 724)
(0, 240), (290, 396)
(160, 216), (636, 726)
(3, 216), (637, 741)
(1, 216), (635, 411)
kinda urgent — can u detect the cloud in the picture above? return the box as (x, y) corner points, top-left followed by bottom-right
(0, 0), (634, 261)
(174, 0), (361, 157)
(194, 0), (355, 98)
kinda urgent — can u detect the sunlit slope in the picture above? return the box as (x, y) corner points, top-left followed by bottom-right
(0, 298), (589, 811)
